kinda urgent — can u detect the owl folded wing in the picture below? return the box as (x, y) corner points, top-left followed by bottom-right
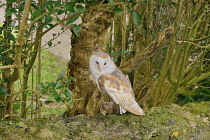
(98, 73), (134, 106)
(98, 73), (144, 115)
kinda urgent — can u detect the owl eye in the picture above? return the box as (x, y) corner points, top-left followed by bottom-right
(104, 62), (106, 65)
(96, 62), (99, 64)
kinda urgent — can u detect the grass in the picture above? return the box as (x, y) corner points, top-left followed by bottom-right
(14, 50), (68, 118)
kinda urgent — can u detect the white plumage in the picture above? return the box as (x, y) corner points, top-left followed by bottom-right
(89, 52), (144, 115)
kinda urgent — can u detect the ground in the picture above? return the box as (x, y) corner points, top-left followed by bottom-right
(0, 102), (209, 140)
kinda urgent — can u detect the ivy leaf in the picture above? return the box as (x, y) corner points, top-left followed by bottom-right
(64, 2), (75, 13)
(113, 8), (123, 15)
(72, 24), (80, 37)
(5, 9), (17, 17)
(0, 88), (9, 96)
(131, 10), (142, 25)
(107, 0), (114, 7)
(75, 5), (85, 13)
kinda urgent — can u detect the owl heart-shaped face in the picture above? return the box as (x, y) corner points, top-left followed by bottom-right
(89, 52), (115, 75)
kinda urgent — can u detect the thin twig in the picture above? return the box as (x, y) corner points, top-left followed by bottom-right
(177, 41), (210, 48)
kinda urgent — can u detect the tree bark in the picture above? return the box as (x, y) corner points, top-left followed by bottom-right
(67, 9), (115, 116)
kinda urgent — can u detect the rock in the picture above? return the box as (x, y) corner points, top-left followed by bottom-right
(35, 128), (53, 139)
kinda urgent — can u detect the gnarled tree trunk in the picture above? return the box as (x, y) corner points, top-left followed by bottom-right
(67, 9), (115, 116)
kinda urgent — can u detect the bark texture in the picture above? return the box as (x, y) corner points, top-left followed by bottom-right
(67, 9), (115, 116)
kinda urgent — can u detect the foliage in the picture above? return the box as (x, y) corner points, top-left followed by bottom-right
(177, 77), (210, 105)
(38, 73), (75, 110)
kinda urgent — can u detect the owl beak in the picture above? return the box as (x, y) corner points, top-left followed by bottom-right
(97, 65), (101, 73)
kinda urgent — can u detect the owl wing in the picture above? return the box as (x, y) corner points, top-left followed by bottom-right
(98, 68), (144, 115)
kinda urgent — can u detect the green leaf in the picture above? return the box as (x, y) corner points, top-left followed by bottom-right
(8, 33), (15, 41)
(120, 50), (128, 54)
(64, 89), (72, 97)
(52, 92), (60, 98)
(69, 104), (73, 109)
(55, 82), (64, 89)
(0, 88), (9, 96)
(57, 9), (64, 15)
(5, 9), (17, 17)
(72, 24), (80, 37)
(75, 5), (85, 13)
(47, 82), (56, 88)
(42, 1), (55, 10)
(45, 15), (53, 24)
(43, 100), (52, 105)
(55, 97), (61, 102)
(108, 0), (114, 7)
(64, 2), (75, 13)
(69, 76), (76, 81)
(52, 33), (57, 37)
(7, 0), (17, 3)
(131, 10), (142, 25)
(126, 5), (130, 12)
(13, 103), (20, 110)
(113, 8), (123, 15)
(56, 72), (65, 81)
(37, 82), (44, 89)
(48, 41), (52, 47)
(66, 15), (80, 25)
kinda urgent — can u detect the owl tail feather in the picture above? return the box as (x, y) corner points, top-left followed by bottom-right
(122, 101), (144, 116)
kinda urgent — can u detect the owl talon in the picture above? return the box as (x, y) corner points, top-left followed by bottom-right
(119, 106), (127, 114)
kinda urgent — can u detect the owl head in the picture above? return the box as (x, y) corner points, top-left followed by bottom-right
(89, 52), (116, 75)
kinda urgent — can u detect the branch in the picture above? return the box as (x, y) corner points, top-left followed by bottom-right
(10, 0), (32, 82)
(177, 41), (210, 48)
(187, 71), (210, 85)
(120, 26), (174, 74)
(189, 35), (210, 41)
(22, 2), (127, 63)
(0, 65), (17, 69)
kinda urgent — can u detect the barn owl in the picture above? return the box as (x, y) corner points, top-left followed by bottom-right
(89, 52), (144, 115)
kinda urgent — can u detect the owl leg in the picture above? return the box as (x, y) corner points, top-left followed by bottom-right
(119, 106), (127, 114)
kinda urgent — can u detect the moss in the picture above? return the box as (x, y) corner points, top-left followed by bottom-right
(0, 117), (69, 140)
(1, 102), (210, 139)
(183, 101), (210, 117)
